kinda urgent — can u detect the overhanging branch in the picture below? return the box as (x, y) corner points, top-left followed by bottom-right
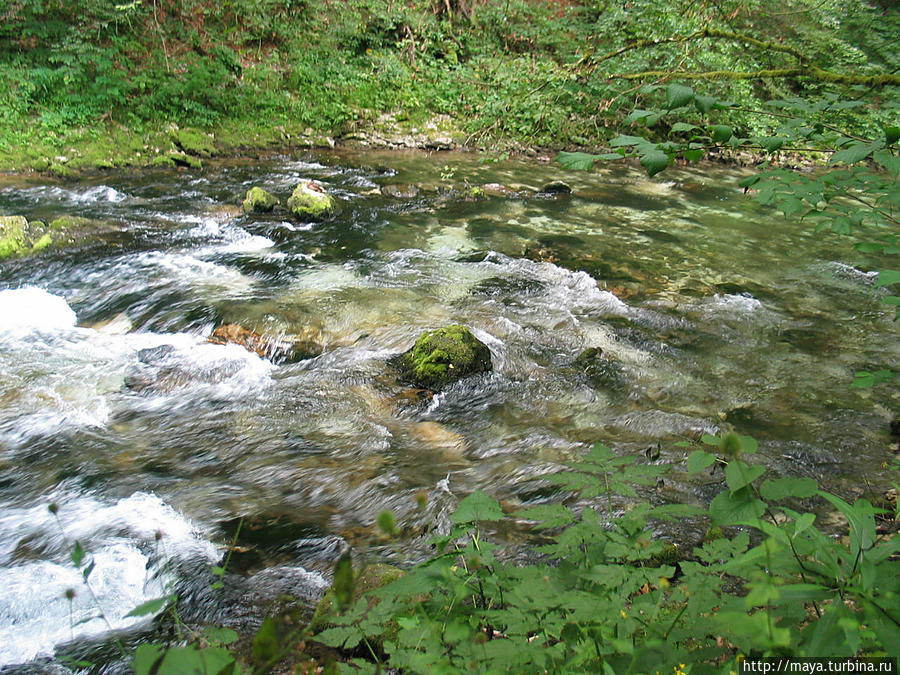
(582, 28), (900, 87)
(608, 67), (900, 87)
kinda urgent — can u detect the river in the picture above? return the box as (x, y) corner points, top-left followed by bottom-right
(0, 150), (896, 666)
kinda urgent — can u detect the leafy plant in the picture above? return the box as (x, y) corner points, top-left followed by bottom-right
(309, 439), (899, 673)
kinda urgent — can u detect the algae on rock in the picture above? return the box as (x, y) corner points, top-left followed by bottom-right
(287, 181), (337, 220)
(394, 324), (492, 390)
(242, 187), (279, 214)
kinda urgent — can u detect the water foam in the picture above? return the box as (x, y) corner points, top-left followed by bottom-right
(0, 492), (217, 666)
(0, 287), (77, 334)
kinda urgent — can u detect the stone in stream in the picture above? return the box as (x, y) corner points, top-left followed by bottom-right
(539, 180), (573, 195)
(208, 323), (322, 363)
(574, 347), (623, 390)
(380, 183), (421, 199)
(0, 214), (111, 259)
(241, 186), (279, 213)
(287, 181), (337, 220)
(392, 324), (492, 391)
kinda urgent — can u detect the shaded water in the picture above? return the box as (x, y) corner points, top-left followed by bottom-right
(0, 151), (896, 665)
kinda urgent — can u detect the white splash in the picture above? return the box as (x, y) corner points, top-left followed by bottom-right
(0, 492), (217, 666)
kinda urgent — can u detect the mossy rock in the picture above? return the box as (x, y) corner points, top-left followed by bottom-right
(151, 152), (202, 169)
(0, 215), (29, 258)
(1, 215), (77, 258)
(540, 180), (573, 194)
(287, 181), (337, 221)
(242, 187), (279, 214)
(49, 215), (94, 231)
(393, 324), (493, 390)
(171, 127), (216, 157)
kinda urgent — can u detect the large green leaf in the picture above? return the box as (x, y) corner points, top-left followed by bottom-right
(829, 142), (876, 165)
(452, 489), (504, 523)
(876, 270), (900, 287)
(686, 450), (716, 474)
(711, 125), (733, 143)
(759, 477), (818, 501)
(725, 461), (765, 494)
(640, 150), (670, 177)
(556, 151), (597, 171)
(873, 149), (900, 177)
(758, 136), (786, 152)
(670, 122), (699, 133)
(125, 594), (175, 618)
(609, 134), (650, 148)
(709, 487), (766, 525)
(694, 95), (716, 114)
(625, 109), (655, 124)
(665, 83), (693, 110)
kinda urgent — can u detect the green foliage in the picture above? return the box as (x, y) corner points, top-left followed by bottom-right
(306, 440), (898, 672)
(4, 0), (896, 165)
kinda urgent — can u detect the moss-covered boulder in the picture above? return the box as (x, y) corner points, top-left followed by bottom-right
(0, 216), (29, 258)
(242, 187), (279, 214)
(0, 215), (90, 259)
(151, 152), (203, 169)
(171, 127), (216, 157)
(393, 325), (492, 390)
(287, 181), (337, 221)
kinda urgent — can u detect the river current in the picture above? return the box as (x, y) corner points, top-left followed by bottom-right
(0, 150), (896, 666)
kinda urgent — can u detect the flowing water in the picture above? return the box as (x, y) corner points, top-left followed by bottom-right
(0, 150), (896, 666)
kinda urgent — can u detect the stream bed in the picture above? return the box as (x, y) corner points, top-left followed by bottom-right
(0, 150), (896, 667)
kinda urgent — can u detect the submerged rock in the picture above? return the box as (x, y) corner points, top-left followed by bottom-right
(242, 186), (279, 214)
(209, 323), (322, 363)
(287, 181), (337, 220)
(393, 325), (492, 390)
(380, 183), (421, 199)
(574, 347), (622, 389)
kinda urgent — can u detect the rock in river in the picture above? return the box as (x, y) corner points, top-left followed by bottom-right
(393, 325), (492, 390)
(287, 181), (337, 220)
(241, 186), (279, 214)
(209, 324), (322, 363)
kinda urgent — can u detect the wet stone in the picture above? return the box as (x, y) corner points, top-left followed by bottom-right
(380, 184), (421, 199)
(209, 324), (322, 364)
(574, 347), (623, 390)
(540, 181), (573, 194)
(392, 324), (492, 391)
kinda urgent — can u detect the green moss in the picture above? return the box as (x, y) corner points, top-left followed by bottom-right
(30, 233), (53, 252)
(150, 155), (177, 168)
(172, 127), (216, 157)
(48, 162), (76, 178)
(0, 215), (29, 258)
(287, 182), (337, 220)
(395, 324), (492, 390)
(49, 215), (94, 231)
(242, 186), (279, 214)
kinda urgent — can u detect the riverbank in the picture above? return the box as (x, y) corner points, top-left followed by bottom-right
(0, 110), (826, 179)
(2, 0), (894, 178)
